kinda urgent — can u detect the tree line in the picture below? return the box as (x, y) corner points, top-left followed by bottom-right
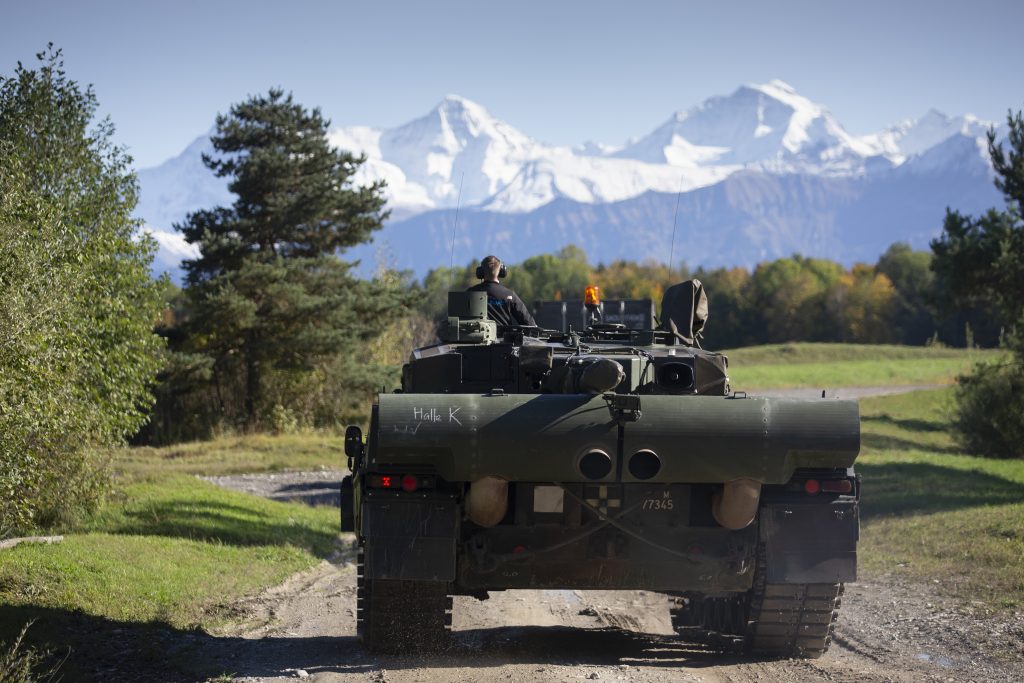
(412, 242), (1000, 351)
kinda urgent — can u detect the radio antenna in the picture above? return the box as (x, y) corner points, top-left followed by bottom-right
(448, 172), (466, 289)
(667, 175), (684, 279)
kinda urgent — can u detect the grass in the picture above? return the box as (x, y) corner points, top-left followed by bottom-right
(856, 388), (1024, 610)
(0, 462), (344, 679)
(0, 442), (346, 680)
(0, 621), (62, 683)
(0, 467), (341, 643)
(120, 432), (344, 477)
(724, 342), (1000, 389)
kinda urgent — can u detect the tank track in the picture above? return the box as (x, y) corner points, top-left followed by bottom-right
(671, 547), (843, 659)
(356, 551), (453, 654)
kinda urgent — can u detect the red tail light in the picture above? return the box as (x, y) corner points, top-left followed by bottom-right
(367, 474), (395, 488)
(367, 473), (436, 490)
(804, 479), (821, 495)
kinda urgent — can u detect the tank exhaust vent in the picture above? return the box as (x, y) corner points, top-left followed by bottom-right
(578, 449), (613, 480)
(628, 449), (661, 480)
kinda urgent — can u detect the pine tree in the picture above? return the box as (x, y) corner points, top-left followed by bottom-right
(179, 89), (399, 428)
(932, 111), (1024, 328)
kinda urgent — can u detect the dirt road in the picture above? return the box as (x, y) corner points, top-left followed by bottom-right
(199, 467), (1023, 683)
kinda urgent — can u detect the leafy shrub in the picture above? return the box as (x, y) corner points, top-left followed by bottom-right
(270, 404), (300, 435)
(952, 360), (1024, 458)
(0, 47), (164, 533)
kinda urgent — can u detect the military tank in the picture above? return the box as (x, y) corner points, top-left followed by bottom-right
(340, 280), (860, 658)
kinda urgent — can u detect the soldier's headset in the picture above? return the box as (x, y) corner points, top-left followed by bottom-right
(476, 258), (508, 280)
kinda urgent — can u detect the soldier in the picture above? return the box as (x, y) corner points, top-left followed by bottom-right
(467, 255), (536, 328)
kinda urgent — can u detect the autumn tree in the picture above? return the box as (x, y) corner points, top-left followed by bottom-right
(825, 264), (897, 343)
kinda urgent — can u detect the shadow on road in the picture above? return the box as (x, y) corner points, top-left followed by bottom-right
(0, 605), (751, 682)
(270, 480), (341, 507)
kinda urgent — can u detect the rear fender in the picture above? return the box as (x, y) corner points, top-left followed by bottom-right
(361, 492), (459, 582)
(759, 498), (859, 583)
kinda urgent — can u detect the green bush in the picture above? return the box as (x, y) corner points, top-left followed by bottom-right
(0, 47), (164, 533)
(952, 360), (1024, 458)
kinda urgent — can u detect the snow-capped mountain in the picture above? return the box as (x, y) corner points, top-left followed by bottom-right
(613, 80), (876, 172)
(327, 95), (547, 212)
(136, 130), (231, 233)
(859, 109), (995, 163)
(136, 130), (226, 279)
(135, 81), (1002, 280)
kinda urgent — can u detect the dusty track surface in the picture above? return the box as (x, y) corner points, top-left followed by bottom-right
(200, 470), (1024, 683)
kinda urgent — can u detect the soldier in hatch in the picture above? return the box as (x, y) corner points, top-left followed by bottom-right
(467, 255), (537, 328)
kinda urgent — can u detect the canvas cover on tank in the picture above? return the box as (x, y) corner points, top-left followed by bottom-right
(659, 279), (708, 346)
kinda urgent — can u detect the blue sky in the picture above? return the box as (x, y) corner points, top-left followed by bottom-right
(4, 0), (1023, 168)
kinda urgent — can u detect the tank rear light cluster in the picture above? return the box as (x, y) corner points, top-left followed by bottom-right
(793, 478), (854, 495)
(366, 473), (436, 492)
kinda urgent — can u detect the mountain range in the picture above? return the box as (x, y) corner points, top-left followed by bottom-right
(137, 80), (1005, 280)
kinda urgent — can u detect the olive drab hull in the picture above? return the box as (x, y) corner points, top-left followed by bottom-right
(346, 285), (862, 659)
(373, 393), (859, 485)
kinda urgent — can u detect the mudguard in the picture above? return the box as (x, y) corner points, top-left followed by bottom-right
(361, 493), (459, 581)
(760, 499), (859, 583)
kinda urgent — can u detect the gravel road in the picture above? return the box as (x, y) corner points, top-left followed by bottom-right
(192, 384), (1023, 683)
(196, 488), (1022, 681)
(196, 547), (1024, 683)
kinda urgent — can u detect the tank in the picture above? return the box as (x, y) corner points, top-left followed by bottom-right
(340, 280), (860, 658)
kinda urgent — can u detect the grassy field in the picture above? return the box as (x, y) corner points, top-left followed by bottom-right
(0, 465), (342, 662)
(121, 432), (344, 476)
(725, 342), (1000, 390)
(0, 433), (347, 679)
(857, 388), (1024, 610)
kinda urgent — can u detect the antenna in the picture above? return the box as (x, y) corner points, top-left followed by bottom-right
(667, 175), (684, 279)
(448, 172), (466, 289)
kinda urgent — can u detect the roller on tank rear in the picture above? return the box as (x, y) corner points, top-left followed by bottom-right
(341, 281), (861, 658)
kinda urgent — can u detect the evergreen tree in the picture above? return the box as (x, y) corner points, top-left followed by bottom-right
(932, 111), (1024, 329)
(179, 89), (398, 428)
(931, 109), (1024, 458)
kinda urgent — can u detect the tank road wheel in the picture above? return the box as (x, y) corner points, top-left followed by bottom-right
(356, 552), (452, 654)
(743, 548), (843, 659)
